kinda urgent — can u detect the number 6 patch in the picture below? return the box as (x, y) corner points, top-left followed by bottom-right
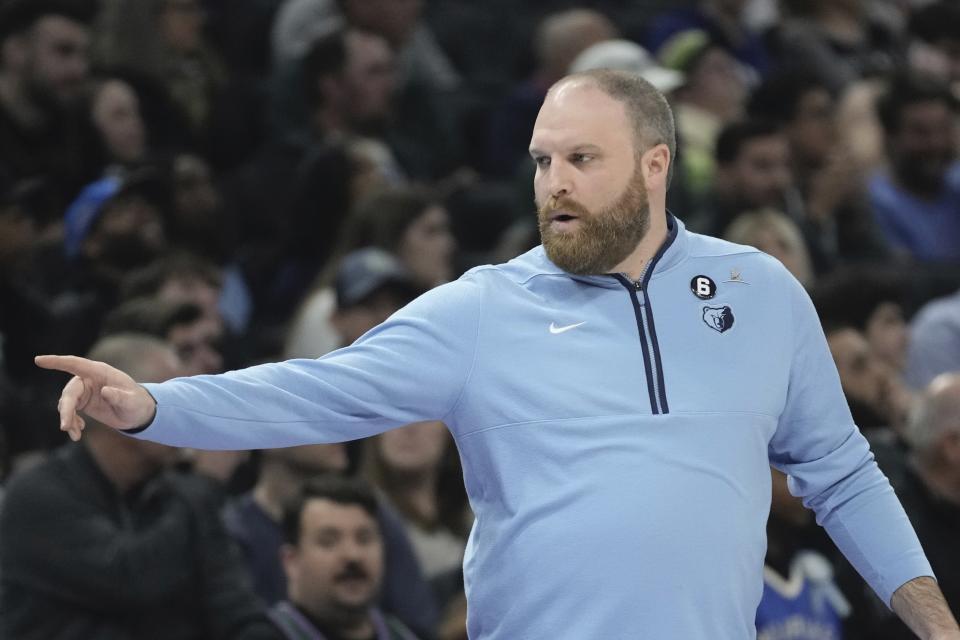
(690, 275), (716, 300)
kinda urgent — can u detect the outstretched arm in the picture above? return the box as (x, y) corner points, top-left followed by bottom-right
(891, 577), (960, 640)
(37, 276), (483, 449)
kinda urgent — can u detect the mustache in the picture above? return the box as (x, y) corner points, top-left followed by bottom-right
(538, 196), (591, 218)
(335, 562), (370, 582)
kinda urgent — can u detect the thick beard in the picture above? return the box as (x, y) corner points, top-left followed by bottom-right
(537, 169), (650, 275)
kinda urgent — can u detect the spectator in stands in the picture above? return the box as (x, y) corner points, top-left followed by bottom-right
(284, 247), (421, 361)
(823, 325), (912, 494)
(825, 324), (908, 432)
(102, 297), (224, 376)
(869, 73), (960, 263)
(272, 0), (461, 180)
(774, 0), (901, 93)
(121, 254), (223, 334)
(701, 119), (792, 236)
(333, 187), (456, 289)
(224, 442), (348, 604)
(0, 334), (274, 639)
(273, 0), (458, 95)
(0, 0), (99, 207)
(267, 476), (421, 639)
(813, 266), (910, 375)
(55, 169), (170, 357)
(88, 77), (148, 175)
(657, 30), (748, 204)
(865, 373), (960, 640)
(97, 0), (228, 138)
(63, 171), (169, 283)
(362, 421), (471, 610)
(118, 253), (257, 369)
(748, 70), (890, 270)
(223, 438), (439, 635)
(297, 28), (398, 144)
(158, 157), (252, 335)
(484, 8), (617, 178)
(723, 208), (813, 287)
(230, 28), (401, 328)
(905, 287), (960, 391)
(645, 0), (769, 75)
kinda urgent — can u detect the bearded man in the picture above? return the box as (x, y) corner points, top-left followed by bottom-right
(39, 70), (959, 640)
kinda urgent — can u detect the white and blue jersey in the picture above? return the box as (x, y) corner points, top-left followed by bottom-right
(135, 215), (932, 639)
(757, 552), (847, 640)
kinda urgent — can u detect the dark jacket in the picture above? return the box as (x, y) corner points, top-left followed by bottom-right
(0, 442), (276, 639)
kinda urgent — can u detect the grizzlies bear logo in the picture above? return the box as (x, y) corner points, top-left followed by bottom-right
(702, 306), (735, 333)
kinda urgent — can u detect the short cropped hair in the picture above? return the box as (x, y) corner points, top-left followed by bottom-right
(559, 69), (677, 184)
(715, 119), (782, 165)
(102, 297), (204, 340)
(876, 72), (959, 136)
(747, 70), (831, 125)
(120, 253), (222, 303)
(85, 333), (173, 382)
(810, 266), (908, 334)
(282, 475), (380, 545)
(905, 373), (960, 455)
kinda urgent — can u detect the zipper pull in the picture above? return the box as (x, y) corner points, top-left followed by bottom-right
(634, 280), (642, 291)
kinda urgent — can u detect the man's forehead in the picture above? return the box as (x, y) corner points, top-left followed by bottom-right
(304, 498), (377, 527)
(33, 14), (90, 41)
(531, 87), (629, 152)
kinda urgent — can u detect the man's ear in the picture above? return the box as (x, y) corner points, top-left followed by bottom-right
(641, 143), (671, 191)
(280, 543), (299, 583)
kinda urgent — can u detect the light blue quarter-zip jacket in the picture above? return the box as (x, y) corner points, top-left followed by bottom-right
(136, 215), (931, 639)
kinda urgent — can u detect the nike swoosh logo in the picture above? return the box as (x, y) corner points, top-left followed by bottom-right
(549, 321), (586, 334)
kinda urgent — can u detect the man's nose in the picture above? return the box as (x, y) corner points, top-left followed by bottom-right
(546, 163), (573, 201)
(341, 539), (370, 561)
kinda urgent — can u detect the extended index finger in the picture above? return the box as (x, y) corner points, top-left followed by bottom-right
(35, 355), (101, 378)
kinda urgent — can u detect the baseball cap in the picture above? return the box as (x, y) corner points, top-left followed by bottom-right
(63, 169), (167, 259)
(570, 39), (685, 93)
(334, 248), (420, 309)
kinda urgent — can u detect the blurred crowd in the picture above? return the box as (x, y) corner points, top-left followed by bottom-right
(0, 0), (959, 638)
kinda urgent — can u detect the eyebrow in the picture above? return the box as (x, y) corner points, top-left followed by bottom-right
(528, 144), (603, 157)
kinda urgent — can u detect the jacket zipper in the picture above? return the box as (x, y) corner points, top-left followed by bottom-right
(615, 273), (669, 415)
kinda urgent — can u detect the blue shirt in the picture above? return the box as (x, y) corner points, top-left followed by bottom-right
(868, 163), (960, 263)
(136, 216), (931, 639)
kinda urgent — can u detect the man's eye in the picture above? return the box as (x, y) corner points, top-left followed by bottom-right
(534, 156), (551, 167)
(571, 154), (592, 164)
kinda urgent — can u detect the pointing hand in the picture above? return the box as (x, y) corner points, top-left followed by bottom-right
(34, 355), (158, 441)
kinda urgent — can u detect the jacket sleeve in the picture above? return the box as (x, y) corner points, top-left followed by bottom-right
(132, 276), (484, 449)
(767, 269), (932, 607)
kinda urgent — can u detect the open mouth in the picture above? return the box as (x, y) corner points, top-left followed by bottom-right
(550, 212), (579, 222)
